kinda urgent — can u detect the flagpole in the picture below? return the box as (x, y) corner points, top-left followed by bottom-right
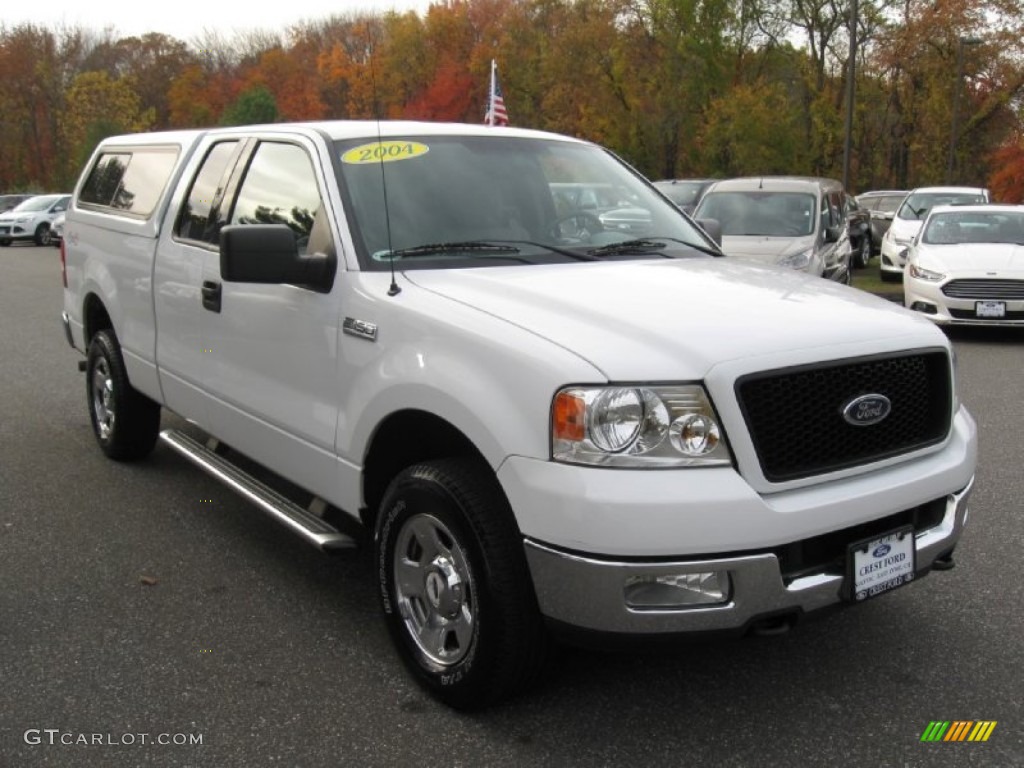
(486, 59), (497, 126)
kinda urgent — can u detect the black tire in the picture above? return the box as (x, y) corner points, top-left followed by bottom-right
(85, 330), (161, 461)
(35, 224), (51, 246)
(375, 458), (549, 709)
(0, 238), (10, 247)
(854, 237), (871, 268)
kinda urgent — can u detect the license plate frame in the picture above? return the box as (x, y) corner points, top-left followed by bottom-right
(976, 300), (1006, 318)
(846, 526), (916, 602)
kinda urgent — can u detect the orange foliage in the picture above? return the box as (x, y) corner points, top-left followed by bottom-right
(402, 59), (476, 121)
(988, 139), (1024, 203)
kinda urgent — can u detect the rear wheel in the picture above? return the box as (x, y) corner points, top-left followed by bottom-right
(86, 330), (161, 460)
(375, 458), (549, 709)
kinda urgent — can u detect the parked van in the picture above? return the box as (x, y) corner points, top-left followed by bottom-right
(693, 177), (852, 283)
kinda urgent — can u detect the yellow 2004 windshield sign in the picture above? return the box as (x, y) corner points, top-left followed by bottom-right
(341, 141), (429, 165)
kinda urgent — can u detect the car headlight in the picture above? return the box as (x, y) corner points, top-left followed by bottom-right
(908, 263), (945, 281)
(777, 248), (813, 270)
(551, 385), (733, 467)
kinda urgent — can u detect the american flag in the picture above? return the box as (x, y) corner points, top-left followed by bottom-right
(484, 59), (508, 126)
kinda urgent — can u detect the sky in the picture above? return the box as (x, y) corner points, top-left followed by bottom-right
(4, 0), (435, 42)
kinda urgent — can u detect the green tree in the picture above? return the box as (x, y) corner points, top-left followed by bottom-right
(220, 85), (279, 125)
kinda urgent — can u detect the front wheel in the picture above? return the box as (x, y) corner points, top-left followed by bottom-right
(35, 224), (51, 246)
(86, 330), (161, 460)
(375, 458), (549, 709)
(854, 237), (871, 268)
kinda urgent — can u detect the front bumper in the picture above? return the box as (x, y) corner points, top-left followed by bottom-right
(905, 280), (1024, 326)
(880, 237), (911, 275)
(524, 479), (972, 635)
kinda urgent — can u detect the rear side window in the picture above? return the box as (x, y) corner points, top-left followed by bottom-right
(78, 147), (180, 217)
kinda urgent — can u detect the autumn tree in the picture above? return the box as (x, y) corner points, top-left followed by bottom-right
(62, 71), (156, 175)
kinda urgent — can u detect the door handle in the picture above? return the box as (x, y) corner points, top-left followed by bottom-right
(202, 281), (222, 313)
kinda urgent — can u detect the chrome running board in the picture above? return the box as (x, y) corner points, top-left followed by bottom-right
(159, 429), (357, 552)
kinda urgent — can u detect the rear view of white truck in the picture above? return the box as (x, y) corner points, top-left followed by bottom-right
(61, 121), (976, 709)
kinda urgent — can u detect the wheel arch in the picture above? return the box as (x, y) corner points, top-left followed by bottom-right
(82, 292), (114, 346)
(360, 409), (488, 530)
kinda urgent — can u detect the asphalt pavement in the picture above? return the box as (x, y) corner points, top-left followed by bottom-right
(1, 245), (1021, 767)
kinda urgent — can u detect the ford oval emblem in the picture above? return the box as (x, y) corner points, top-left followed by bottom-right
(872, 544), (891, 558)
(842, 394), (891, 427)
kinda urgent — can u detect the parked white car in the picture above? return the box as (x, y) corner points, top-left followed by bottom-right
(903, 204), (1024, 325)
(879, 186), (989, 282)
(0, 193), (70, 246)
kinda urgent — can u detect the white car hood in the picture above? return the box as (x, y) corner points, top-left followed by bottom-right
(719, 234), (814, 264)
(404, 259), (938, 380)
(887, 217), (923, 242)
(919, 243), (1024, 277)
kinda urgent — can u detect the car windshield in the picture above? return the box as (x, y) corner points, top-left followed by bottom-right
(922, 211), (1024, 245)
(860, 194), (904, 213)
(694, 190), (816, 237)
(333, 135), (715, 269)
(13, 195), (61, 212)
(654, 181), (708, 207)
(897, 192), (987, 221)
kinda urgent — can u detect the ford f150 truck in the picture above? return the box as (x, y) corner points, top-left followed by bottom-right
(61, 121), (977, 709)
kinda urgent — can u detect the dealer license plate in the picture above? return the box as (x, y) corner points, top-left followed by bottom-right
(847, 526), (915, 602)
(976, 301), (1006, 318)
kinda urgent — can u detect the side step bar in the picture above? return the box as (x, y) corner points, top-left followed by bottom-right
(159, 429), (357, 552)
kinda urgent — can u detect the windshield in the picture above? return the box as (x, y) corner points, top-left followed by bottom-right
(654, 181), (708, 207)
(897, 191), (987, 221)
(333, 135), (715, 269)
(922, 211), (1024, 245)
(694, 190), (816, 237)
(859, 194), (904, 214)
(13, 195), (62, 212)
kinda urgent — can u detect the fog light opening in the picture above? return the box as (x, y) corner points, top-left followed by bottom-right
(624, 571), (731, 609)
(910, 301), (937, 315)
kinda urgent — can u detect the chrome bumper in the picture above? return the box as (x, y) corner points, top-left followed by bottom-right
(524, 479), (973, 635)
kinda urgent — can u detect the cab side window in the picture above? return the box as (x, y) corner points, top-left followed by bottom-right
(228, 142), (327, 255)
(177, 141), (240, 243)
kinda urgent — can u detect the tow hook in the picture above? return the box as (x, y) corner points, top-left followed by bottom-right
(750, 615), (795, 637)
(932, 552), (956, 571)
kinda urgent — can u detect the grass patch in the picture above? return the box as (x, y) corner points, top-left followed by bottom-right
(852, 256), (903, 300)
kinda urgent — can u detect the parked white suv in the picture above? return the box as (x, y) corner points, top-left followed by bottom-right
(0, 193), (70, 246)
(879, 186), (989, 282)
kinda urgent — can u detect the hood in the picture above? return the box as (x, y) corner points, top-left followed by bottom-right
(887, 217), (923, 242)
(404, 259), (939, 380)
(919, 243), (1024, 277)
(719, 234), (814, 265)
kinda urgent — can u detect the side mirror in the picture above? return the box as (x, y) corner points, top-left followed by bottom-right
(220, 224), (333, 292)
(696, 218), (722, 247)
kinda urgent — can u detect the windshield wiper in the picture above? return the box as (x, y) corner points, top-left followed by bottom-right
(380, 241), (523, 259)
(587, 237), (722, 259)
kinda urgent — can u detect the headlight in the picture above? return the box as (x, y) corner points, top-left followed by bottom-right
(777, 248), (813, 270)
(551, 385), (732, 467)
(908, 263), (945, 281)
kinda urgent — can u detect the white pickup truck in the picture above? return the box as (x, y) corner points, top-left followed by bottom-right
(61, 121), (977, 709)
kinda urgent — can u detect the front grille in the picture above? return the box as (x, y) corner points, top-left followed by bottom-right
(736, 351), (952, 482)
(943, 279), (1024, 300)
